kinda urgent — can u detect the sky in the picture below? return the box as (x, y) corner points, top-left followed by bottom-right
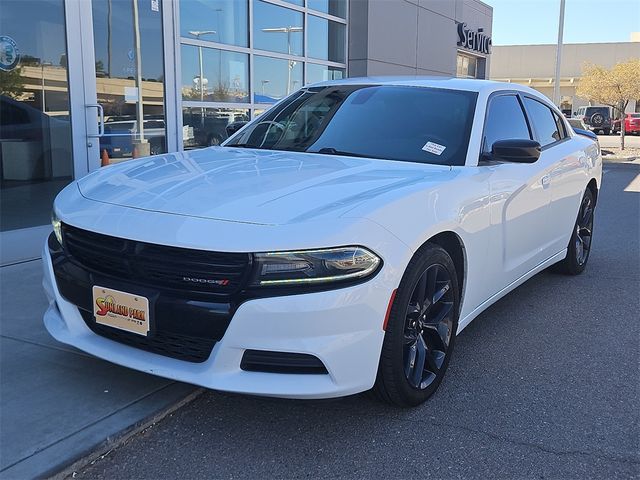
(483, 0), (640, 45)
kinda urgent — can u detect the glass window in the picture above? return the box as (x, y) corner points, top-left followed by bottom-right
(92, 0), (167, 162)
(306, 64), (345, 85)
(456, 54), (478, 79)
(0, 0), (73, 232)
(281, 0), (304, 5)
(180, 0), (248, 47)
(308, 0), (347, 18)
(253, 1), (303, 56)
(181, 45), (249, 103)
(307, 15), (345, 63)
(554, 112), (567, 139)
(183, 107), (249, 149)
(227, 85), (478, 166)
(483, 95), (531, 154)
(524, 97), (562, 147)
(253, 55), (302, 103)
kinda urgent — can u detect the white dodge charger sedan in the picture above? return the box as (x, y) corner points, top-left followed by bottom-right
(44, 78), (601, 406)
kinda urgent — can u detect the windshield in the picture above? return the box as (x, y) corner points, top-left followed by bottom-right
(226, 85), (478, 166)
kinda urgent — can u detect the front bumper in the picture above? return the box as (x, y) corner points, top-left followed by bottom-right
(42, 242), (393, 399)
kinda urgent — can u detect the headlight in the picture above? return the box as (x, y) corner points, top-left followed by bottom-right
(51, 210), (62, 245)
(251, 246), (381, 286)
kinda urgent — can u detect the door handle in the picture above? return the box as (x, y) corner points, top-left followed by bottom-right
(86, 104), (104, 138)
(541, 174), (551, 188)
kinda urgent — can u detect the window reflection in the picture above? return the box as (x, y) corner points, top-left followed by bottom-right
(254, 55), (302, 103)
(306, 64), (345, 84)
(0, 0), (73, 232)
(308, 0), (347, 18)
(253, 1), (303, 57)
(181, 45), (249, 103)
(308, 15), (345, 63)
(182, 107), (249, 149)
(92, 0), (167, 162)
(180, 0), (248, 47)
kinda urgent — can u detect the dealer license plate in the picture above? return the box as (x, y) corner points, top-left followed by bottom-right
(92, 286), (150, 336)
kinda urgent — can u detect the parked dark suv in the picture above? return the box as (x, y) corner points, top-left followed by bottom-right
(574, 106), (612, 135)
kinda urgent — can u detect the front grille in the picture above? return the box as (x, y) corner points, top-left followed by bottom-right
(62, 224), (252, 295)
(80, 311), (216, 362)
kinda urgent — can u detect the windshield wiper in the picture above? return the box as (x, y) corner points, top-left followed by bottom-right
(312, 147), (372, 158)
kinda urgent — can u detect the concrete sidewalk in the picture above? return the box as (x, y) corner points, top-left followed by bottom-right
(0, 259), (195, 479)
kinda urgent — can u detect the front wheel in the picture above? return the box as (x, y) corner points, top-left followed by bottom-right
(373, 244), (460, 407)
(553, 188), (595, 275)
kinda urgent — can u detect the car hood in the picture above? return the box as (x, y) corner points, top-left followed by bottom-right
(77, 147), (452, 225)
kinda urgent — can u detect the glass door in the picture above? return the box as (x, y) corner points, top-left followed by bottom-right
(0, 0), (75, 264)
(80, 0), (169, 169)
(0, 0), (174, 265)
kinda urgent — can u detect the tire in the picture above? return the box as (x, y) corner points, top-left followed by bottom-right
(150, 142), (163, 156)
(552, 188), (595, 275)
(603, 128), (611, 135)
(207, 134), (222, 147)
(373, 244), (460, 407)
(590, 113), (604, 128)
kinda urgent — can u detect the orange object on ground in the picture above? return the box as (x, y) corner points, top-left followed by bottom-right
(101, 149), (110, 167)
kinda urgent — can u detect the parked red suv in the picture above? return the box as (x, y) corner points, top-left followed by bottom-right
(613, 113), (640, 135)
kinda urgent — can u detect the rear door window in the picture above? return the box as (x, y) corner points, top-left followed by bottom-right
(524, 97), (563, 147)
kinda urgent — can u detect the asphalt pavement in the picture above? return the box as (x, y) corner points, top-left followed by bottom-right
(76, 164), (640, 479)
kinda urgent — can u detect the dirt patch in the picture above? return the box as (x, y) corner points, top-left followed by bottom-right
(601, 146), (640, 159)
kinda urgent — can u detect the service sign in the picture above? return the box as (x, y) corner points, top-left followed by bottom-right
(93, 286), (150, 336)
(457, 23), (492, 55)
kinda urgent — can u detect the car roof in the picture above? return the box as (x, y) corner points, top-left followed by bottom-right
(307, 76), (543, 96)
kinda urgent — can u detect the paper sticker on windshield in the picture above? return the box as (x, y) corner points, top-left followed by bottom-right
(422, 141), (446, 156)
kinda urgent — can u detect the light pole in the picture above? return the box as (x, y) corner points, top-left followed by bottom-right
(261, 26), (303, 95)
(132, 0), (149, 156)
(40, 62), (52, 112)
(261, 79), (270, 96)
(215, 9), (223, 88)
(188, 30), (216, 101)
(553, 0), (566, 107)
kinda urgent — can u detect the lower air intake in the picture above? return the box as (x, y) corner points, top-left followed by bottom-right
(240, 350), (328, 375)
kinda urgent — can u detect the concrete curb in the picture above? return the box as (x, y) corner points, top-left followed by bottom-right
(0, 385), (204, 480)
(50, 387), (205, 480)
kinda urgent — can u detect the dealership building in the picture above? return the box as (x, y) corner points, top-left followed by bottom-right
(0, 0), (492, 265)
(490, 38), (640, 116)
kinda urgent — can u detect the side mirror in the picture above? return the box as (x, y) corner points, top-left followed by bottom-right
(491, 139), (541, 163)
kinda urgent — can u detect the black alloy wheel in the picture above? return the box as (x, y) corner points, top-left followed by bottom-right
(575, 193), (594, 267)
(374, 244), (460, 407)
(552, 188), (595, 275)
(403, 264), (454, 389)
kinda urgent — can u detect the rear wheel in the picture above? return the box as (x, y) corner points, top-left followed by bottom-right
(553, 188), (595, 275)
(373, 244), (459, 407)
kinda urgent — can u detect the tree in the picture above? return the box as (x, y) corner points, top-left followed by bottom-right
(577, 59), (640, 150)
(0, 66), (25, 99)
